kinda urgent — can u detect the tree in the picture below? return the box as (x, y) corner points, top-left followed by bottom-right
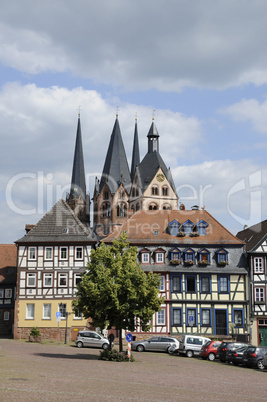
(72, 233), (164, 351)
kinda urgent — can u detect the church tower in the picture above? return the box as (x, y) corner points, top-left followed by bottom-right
(66, 113), (90, 225)
(93, 115), (131, 236)
(129, 119), (178, 213)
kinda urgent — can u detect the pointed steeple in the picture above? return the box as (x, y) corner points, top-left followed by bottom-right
(70, 115), (86, 200)
(130, 118), (140, 180)
(147, 120), (159, 153)
(99, 116), (131, 194)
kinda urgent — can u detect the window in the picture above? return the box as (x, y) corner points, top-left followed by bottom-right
(157, 310), (165, 325)
(255, 287), (265, 303)
(152, 186), (158, 195)
(60, 247), (68, 260)
(141, 251), (150, 264)
(169, 220), (180, 236)
(187, 309), (197, 326)
(184, 249), (195, 263)
(148, 203), (158, 210)
(0, 289), (3, 298)
(104, 191), (109, 200)
(216, 249), (228, 264)
(43, 304), (51, 319)
(75, 247), (83, 260)
(186, 276), (196, 292)
(27, 273), (36, 287)
(172, 308), (182, 325)
(117, 203), (126, 217)
(182, 220), (194, 235)
(254, 257), (264, 274)
(162, 186), (168, 196)
(74, 310), (82, 319)
(44, 273), (52, 287)
(26, 304), (35, 319)
(74, 274), (82, 287)
(197, 220), (208, 236)
(59, 273), (67, 287)
(199, 249), (210, 263)
(233, 309), (243, 326)
(156, 252), (164, 264)
(59, 303), (66, 318)
(201, 309), (211, 326)
(170, 248), (181, 262)
(159, 276), (165, 291)
(200, 276), (210, 293)
(29, 247), (36, 260)
(45, 247), (53, 260)
(4, 311), (9, 321)
(172, 276), (182, 292)
(5, 289), (12, 298)
(218, 276), (229, 293)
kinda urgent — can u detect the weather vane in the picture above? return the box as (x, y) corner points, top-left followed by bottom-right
(116, 105), (119, 117)
(152, 109), (156, 121)
(77, 105), (82, 117)
(135, 112), (138, 121)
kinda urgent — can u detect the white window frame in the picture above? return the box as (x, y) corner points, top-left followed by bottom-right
(26, 304), (35, 319)
(58, 273), (68, 287)
(255, 287), (265, 302)
(74, 310), (82, 319)
(27, 273), (36, 287)
(75, 247), (83, 260)
(43, 273), (52, 287)
(74, 274), (82, 287)
(60, 247), (68, 260)
(141, 252), (150, 263)
(4, 311), (9, 321)
(28, 247), (36, 260)
(5, 289), (12, 298)
(159, 275), (165, 291)
(157, 309), (165, 325)
(156, 252), (164, 264)
(254, 257), (264, 274)
(43, 303), (51, 319)
(45, 247), (53, 260)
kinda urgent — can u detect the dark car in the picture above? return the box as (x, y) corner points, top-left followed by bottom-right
(242, 346), (267, 370)
(227, 345), (252, 366)
(217, 342), (248, 363)
(199, 340), (222, 361)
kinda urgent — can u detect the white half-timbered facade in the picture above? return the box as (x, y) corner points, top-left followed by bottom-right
(14, 199), (97, 341)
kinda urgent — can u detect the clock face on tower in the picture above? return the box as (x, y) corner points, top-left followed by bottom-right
(156, 173), (165, 182)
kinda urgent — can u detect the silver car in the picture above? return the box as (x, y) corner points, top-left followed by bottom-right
(131, 336), (179, 353)
(75, 331), (111, 350)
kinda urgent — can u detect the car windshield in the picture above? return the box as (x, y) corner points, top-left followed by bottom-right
(205, 341), (212, 347)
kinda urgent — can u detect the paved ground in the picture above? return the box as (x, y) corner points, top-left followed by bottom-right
(0, 339), (266, 401)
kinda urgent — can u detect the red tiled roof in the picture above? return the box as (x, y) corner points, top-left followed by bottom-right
(0, 244), (17, 283)
(103, 209), (244, 245)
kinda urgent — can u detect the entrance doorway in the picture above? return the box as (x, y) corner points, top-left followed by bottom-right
(215, 310), (227, 335)
(259, 326), (267, 346)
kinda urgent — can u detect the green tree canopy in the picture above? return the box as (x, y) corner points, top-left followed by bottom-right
(72, 233), (164, 351)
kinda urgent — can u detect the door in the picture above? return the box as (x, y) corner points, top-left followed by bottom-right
(259, 327), (267, 346)
(215, 310), (227, 335)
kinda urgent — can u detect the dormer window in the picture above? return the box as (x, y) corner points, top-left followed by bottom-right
(170, 248), (181, 264)
(155, 248), (165, 264)
(140, 249), (150, 264)
(168, 220), (180, 236)
(197, 220), (208, 236)
(182, 220), (194, 235)
(184, 248), (195, 265)
(216, 249), (228, 265)
(198, 249), (210, 265)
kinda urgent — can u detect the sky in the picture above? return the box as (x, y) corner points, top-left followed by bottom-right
(1, 0), (267, 243)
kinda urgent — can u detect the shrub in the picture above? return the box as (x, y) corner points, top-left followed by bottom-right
(30, 327), (41, 337)
(99, 349), (135, 362)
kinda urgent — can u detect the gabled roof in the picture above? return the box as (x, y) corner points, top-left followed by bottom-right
(99, 117), (131, 194)
(236, 220), (267, 252)
(103, 209), (245, 246)
(15, 199), (96, 243)
(70, 116), (86, 200)
(0, 244), (17, 284)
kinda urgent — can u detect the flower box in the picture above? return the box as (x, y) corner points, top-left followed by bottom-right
(218, 261), (228, 266)
(177, 232), (185, 237)
(190, 233), (199, 237)
(184, 260), (194, 266)
(170, 260), (181, 265)
(198, 260), (210, 266)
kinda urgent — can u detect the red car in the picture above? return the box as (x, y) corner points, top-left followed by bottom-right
(199, 340), (222, 361)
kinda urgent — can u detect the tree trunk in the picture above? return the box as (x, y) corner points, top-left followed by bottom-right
(119, 329), (123, 352)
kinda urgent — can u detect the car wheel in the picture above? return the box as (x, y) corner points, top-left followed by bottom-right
(136, 344), (145, 352)
(76, 341), (83, 348)
(208, 353), (216, 361)
(186, 350), (193, 358)
(257, 359), (264, 370)
(167, 346), (173, 354)
(102, 343), (109, 350)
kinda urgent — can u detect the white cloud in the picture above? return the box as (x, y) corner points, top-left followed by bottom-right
(1, 1), (267, 91)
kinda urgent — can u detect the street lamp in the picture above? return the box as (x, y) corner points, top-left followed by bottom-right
(59, 303), (71, 344)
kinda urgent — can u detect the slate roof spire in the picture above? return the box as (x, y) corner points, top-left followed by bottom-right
(70, 114), (86, 200)
(130, 117), (140, 180)
(147, 119), (159, 153)
(99, 115), (131, 194)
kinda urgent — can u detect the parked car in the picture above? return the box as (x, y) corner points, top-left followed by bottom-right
(217, 342), (248, 363)
(242, 346), (267, 370)
(227, 345), (252, 366)
(75, 330), (112, 350)
(178, 335), (211, 358)
(131, 336), (179, 353)
(263, 352), (267, 369)
(199, 340), (222, 361)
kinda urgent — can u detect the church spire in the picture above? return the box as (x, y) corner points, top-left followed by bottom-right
(70, 114), (86, 200)
(130, 116), (140, 180)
